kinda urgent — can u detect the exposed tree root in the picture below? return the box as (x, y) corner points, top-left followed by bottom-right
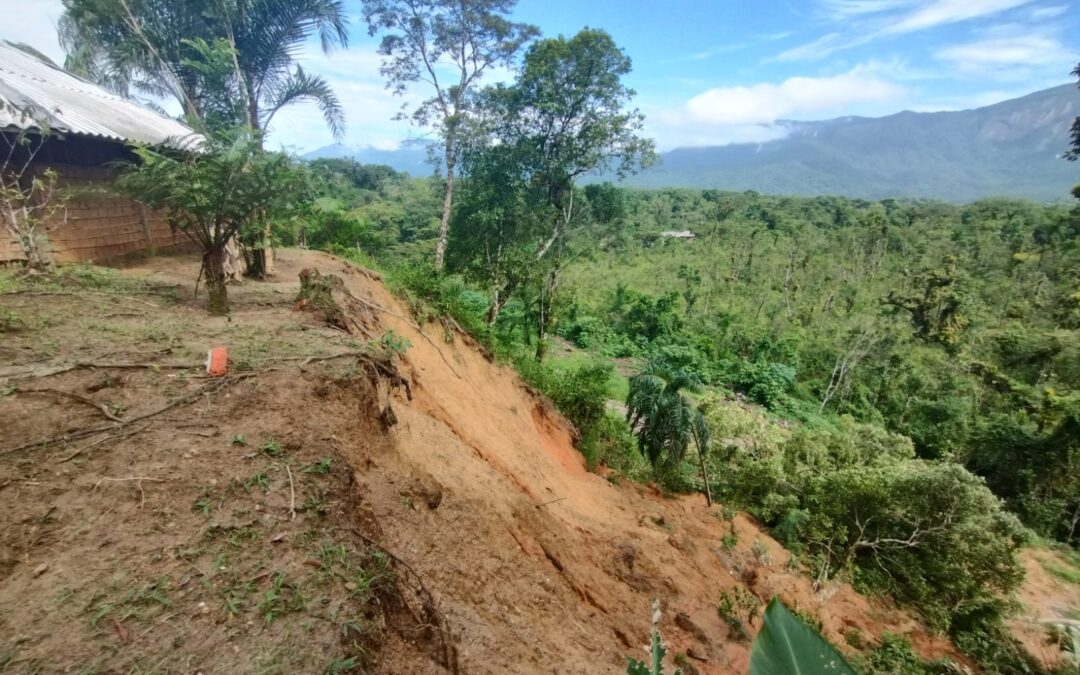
(3, 352), (412, 456)
(15, 387), (125, 422)
(350, 528), (460, 674)
(1, 375), (250, 455)
(296, 267), (462, 379)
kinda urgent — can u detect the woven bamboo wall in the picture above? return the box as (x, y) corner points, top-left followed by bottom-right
(1, 163), (193, 265)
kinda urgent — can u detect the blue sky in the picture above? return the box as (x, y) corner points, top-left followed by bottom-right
(3, 0), (1077, 153)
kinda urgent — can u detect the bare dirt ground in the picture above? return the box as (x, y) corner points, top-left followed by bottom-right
(1, 249), (1062, 674)
(1009, 548), (1080, 667)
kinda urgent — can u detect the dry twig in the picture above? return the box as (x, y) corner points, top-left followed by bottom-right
(56, 424), (152, 463)
(285, 464), (296, 521)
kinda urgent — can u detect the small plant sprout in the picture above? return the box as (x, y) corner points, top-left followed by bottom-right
(259, 438), (282, 457)
(302, 458), (333, 475)
(626, 599), (682, 675)
(193, 496), (212, 516)
(243, 471), (270, 494)
(231, 434), (247, 446)
(377, 329), (411, 357)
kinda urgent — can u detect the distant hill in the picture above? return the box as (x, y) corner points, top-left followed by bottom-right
(302, 85), (1080, 202)
(302, 143), (432, 176)
(625, 84), (1079, 202)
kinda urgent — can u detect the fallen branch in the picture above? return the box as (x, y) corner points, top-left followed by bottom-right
(0, 361), (201, 381)
(1, 290), (160, 309)
(94, 476), (168, 488)
(535, 496), (568, 509)
(17, 387), (124, 422)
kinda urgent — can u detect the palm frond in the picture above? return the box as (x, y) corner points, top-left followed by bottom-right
(627, 360), (711, 468)
(261, 66), (345, 140)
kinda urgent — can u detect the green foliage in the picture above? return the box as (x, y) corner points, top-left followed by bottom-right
(1, 123), (69, 271)
(515, 358), (610, 433)
(555, 187), (1079, 543)
(749, 598), (856, 675)
(302, 459), (333, 475)
(717, 587), (759, 642)
(580, 412), (645, 476)
(737, 360), (796, 409)
(377, 330), (412, 357)
(699, 394), (1027, 660)
(360, 0), (539, 268)
(801, 463), (1025, 630)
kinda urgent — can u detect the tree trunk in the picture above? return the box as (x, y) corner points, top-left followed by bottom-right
(697, 441), (713, 507)
(6, 204), (50, 273)
(17, 228), (49, 273)
(434, 155), (455, 271)
(204, 247), (229, 316)
(487, 289), (504, 325)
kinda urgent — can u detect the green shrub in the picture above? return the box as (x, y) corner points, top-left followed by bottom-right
(699, 394), (1027, 659)
(558, 313), (615, 350)
(580, 412), (643, 475)
(737, 360), (797, 409)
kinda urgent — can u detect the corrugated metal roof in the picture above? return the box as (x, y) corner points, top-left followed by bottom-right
(0, 41), (199, 149)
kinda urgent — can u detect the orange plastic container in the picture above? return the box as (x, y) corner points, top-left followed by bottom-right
(205, 347), (228, 377)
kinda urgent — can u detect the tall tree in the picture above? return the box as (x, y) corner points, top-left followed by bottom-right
(359, 0), (538, 270)
(626, 361), (712, 505)
(478, 28), (655, 358)
(59, 0), (348, 138)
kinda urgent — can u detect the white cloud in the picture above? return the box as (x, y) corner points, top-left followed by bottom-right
(780, 0), (1040, 62)
(1028, 4), (1069, 19)
(849, 56), (944, 80)
(883, 0), (1036, 34)
(0, 0), (65, 63)
(664, 43), (748, 63)
(649, 70), (907, 149)
(772, 32), (856, 62)
(935, 33), (1064, 66)
(819, 0), (920, 18)
(684, 72), (906, 125)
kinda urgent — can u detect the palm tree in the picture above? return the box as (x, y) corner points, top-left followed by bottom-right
(626, 361), (713, 505)
(59, 0), (348, 139)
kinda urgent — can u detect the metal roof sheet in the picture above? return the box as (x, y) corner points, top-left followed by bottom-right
(0, 41), (199, 149)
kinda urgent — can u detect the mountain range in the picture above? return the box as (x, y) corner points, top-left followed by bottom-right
(303, 84), (1080, 203)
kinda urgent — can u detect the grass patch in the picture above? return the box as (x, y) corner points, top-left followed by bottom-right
(1044, 559), (1080, 585)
